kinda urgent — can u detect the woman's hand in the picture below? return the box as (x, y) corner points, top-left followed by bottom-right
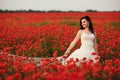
(62, 49), (70, 58)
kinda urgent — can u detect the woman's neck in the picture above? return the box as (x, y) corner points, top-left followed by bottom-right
(84, 27), (90, 32)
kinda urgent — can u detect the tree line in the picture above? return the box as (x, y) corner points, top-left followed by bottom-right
(0, 9), (119, 12)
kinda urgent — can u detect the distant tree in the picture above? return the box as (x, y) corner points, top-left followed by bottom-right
(47, 10), (62, 12)
(28, 9), (34, 12)
(0, 9), (4, 12)
(86, 9), (97, 12)
(67, 10), (81, 12)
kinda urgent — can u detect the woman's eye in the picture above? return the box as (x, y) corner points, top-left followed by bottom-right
(83, 21), (85, 23)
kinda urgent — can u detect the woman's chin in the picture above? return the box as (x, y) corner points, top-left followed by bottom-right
(83, 26), (87, 28)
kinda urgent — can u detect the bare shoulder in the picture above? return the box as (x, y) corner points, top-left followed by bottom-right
(94, 31), (97, 35)
(77, 29), (84, 35)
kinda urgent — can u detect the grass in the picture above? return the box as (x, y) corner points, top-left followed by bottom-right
(106, 22), (120, 29)
(24, 21), (50, 27)
(60, 19), (79, 27)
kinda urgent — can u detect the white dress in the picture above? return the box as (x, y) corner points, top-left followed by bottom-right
(65, 30), (99, 63)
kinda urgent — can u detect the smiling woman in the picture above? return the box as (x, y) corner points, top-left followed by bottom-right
(63, 16), (100, 65)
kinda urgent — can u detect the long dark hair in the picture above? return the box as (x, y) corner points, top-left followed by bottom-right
(80, 16), (94, 33)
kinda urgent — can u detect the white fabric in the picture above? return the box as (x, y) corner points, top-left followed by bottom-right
(65, 31), (98, 63)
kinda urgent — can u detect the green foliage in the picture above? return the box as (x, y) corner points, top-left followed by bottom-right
(112, 22), (120, 29)
(106, 22), (120, 29)
(60, 19), (79, 27)
(24, 21), (50, 27)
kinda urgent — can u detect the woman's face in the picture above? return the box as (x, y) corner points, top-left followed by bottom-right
(81, 19), (89, 28)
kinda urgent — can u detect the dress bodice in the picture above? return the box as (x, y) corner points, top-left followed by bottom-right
(81, 31), (95, 47)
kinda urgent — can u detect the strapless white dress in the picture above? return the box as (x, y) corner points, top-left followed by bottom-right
(65, 31), (99, 63)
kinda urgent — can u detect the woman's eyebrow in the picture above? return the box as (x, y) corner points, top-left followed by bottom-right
(82, 21), (85, 22)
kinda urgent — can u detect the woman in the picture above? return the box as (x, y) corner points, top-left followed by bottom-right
(63, 16), (99, 64)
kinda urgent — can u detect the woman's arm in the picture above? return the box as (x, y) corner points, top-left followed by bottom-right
(94, 33), (98, 53)
(64, 30), (82, 56)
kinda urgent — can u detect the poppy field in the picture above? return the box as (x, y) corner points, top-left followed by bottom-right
(0, 12), (120, 80)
